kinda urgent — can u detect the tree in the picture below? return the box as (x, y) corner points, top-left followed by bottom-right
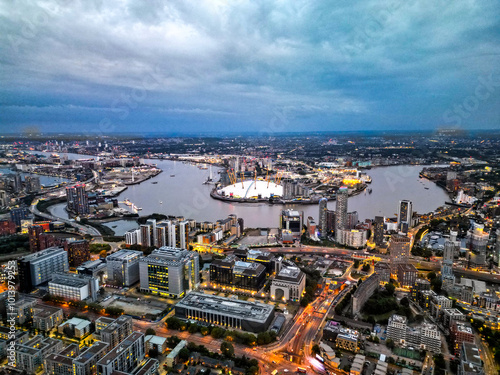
(211, 326), (225, 339)
(220, 341), (234, 358)
(178, 347), (190, 361)
(99, 249), (107, 258)
(257, 331), (272, 345)
(386, 338), (395, 350)
(188, 324), (198, 334)
(145, 328), (156, 336)
(166, 317), (181, 330)
(427, 271), (437, 281)
(385, 282), (395, 296)
(353, 260), (360, 269)
(311, 344), (320, 355)
(400, 297), (409, 307)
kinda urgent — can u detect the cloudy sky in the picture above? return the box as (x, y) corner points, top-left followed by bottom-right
(1, 0), (499, 135)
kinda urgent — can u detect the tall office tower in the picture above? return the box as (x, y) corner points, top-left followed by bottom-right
(0, 190), (9, 207)
(140, 224), (153, 247)
(13, 173), (23, 193)
(155, 222), (168, 248)
(66, 184), (89, 216)
(335, 187), (348, 243)
(17, 247), (69, 293)
(397, 200), (413, 233)
(10, 206), (31, 227)
(373, 216), (385, 246)
(176, 220), (189, 249)
(146, 219), (157, 246)
(442, 240), (455, 292)
(64, 240), (91, 268)
(389, 234), (411, 274)
(25, 176), (41, 193)
(346, 211), (358, 229)
(28, 225), (44, 253)
(318, 198), (328, 237)
(106, 250), (142, 287)
(139, 247), (199, 298)
(467, 223), (489, 267)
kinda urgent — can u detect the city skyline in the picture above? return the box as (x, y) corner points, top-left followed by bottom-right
(1, 1), (500, 135)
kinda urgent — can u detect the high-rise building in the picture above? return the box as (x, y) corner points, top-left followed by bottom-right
(28, 225), (44, 253)
(64, 240), (91, 268)
(467, 223), (489, 267)
(18, 247), (69, 293)
(95, 315), (133, 349)
(373, 216), (384, 246)
(155, 222), (169, 247)
(0, 190), (9, 207)
(210, 255), (266, 291)
(318, 198), (328, 237)
(389, 234), (411, 274)
(176, 220), (189, 249)
(106, 249), (142, 287)
(139, 247), (199, 298)
(140, 223), (153, 247)
(25, 176), (41, 193)
(66, 184), (89, 216)
(346, 211), (358, 230)
(442, 240), (456, 291)
(335, 187), (348, 243)
(10, 206), (31, 227)
(397, 200), (413, 233)
(146, 219), (157, 246)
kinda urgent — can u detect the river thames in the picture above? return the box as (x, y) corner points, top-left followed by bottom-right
(44, 153), (449, 232)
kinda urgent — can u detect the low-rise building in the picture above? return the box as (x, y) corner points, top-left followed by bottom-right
(451, 322), (475, 356)
(443, 308), (466, 328)
(459, 342), (484, 375)
(58, 318), (92, 338)
(32, 304), (64, 331)
(166, 340), (187, 367)
(49, 272), (99, 302)
(270, 266), (306, 302)
(144, 335), (168, 354)
(175, 292), (274, 333)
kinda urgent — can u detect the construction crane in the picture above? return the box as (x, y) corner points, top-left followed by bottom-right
(254, 170), (257, 189)
(227, 169), (236, 185)
(275, 170), (284, 185)
(241, 171), (244, 189)
(266, 170), (270, 188)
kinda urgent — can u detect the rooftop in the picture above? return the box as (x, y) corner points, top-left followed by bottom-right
(275, 266), (304, 283)
(98, 332), (144, 364)
(177, 292), (274, 323)
(107, 249), (142, 262)
(74, 341), (109, 365)
(49, 273), (93, 288)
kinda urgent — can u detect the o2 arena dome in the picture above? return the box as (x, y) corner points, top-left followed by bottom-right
(217, 180), (283, 199)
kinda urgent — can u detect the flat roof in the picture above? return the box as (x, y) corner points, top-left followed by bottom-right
(176, 292), (274, 323)
(275, 266), (303, 282)
(98, 332), (143, 364)
(74, 341), (109, 365)
(107, 249), (142, 261)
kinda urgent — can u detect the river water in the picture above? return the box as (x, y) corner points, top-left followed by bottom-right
(45, 154), (449, 231)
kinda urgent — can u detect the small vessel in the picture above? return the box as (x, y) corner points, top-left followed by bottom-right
(424, 187), (429, 190)
(170, 174), (175, 177)
(368, 188), (372, 194)
(151, 181), (158, 184)
(160, 201), (163, 204)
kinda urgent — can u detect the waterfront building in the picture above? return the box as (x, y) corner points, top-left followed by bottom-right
(338, 229), (367, 248)
(175, 292), (275, 333)
(106, 249), (142, 287)
(270, 265), (306, 302)
(280, 209), (303, 238)
(25, 176), (41, 193)
(66, 184), (89, 216)
(373, 216), (384, 246)
(318, 198), (328, 237)
(335, 186), (348, 243)
(125, 228), (141, 245)
(139, 247), (199, 298)
(18, 246), (69, 293)
(397, 200), (413, 233)
(140, 223), (153, 247)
